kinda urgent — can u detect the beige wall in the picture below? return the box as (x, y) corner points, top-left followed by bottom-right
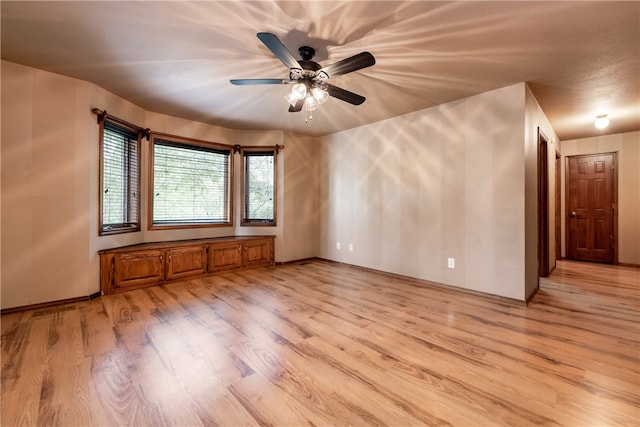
(2, 61), (94, 307)
(227, 129), (319, 262)
(561, 131), (640, 265)
(524, 86), (560, 298)
(317, 83), (548, 301)
(1, 59), (566, 309)
(1, 61), (317, 309)
(229, 129), (286, 259)
(281, 132), (319, 261)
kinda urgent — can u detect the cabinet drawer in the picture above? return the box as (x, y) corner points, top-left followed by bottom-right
(114, 250), (164, 289)
(209, 242), (243, 272)
(166, 246), (207, 280)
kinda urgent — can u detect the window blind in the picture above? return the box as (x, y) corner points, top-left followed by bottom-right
(153, 140), (231, 224)
(101, 121), (139, 232)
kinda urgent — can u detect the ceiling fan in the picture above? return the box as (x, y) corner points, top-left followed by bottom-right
(230, 32), (375, 114)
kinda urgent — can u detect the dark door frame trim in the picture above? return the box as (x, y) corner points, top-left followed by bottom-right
(538, 127), (549, 278)
(555, 150), (561, 263)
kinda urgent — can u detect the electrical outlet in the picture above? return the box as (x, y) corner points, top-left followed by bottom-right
(349, 244), (354, 252)
(336, 242), (341, 250)
(447, 258), (455, 269)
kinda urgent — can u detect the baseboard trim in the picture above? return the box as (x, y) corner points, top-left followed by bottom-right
(560, 257), (639, 268)
(1, 292), (101, 315)
(313, 258), (528, 306)
(525, 286), (540, 305)
(275, 257), (320, 266)
(4, 256), (568, 314)
(617, 262), (640, 268)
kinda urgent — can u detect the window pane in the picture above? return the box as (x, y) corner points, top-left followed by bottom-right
(101, 121), (139, 234)
(153, 140), (231, 225)
(244, 151), (275, 223)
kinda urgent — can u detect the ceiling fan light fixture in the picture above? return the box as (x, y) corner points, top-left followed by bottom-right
(286, 82), (309, 107)
(311, 86), (329, 105)
(284, 92), (299, 107)
(231, 32), (376, 121)
(291, 82), (307, 100)
(305, 94), (319, 111)
(594, 114), (610, 129)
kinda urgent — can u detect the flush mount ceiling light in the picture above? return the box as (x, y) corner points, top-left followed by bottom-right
(594, 114), (610, 129)
(230, 32), (375, 123)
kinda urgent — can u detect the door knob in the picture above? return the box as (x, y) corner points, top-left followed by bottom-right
(570, 211), (576, 217)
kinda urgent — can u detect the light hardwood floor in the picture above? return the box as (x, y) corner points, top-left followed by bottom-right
(2, 259), (639, 426)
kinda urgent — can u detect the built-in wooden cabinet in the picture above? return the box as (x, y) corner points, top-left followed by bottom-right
(209, 242), (243, 272)
(113, 250), (164, 290)
(99, 236), (274, 295)
(166, 245), (207, 281)
(243, 238), (274, 268)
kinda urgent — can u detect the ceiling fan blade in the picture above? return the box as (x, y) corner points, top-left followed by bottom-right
(318, 52), (375, 79)
(230, 79), (289, 85)
(257, 32), (301, 70)
(326, 84), (366, 105)
(288, 98), (304, 112)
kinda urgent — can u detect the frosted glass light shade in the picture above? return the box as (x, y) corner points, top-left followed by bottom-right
(291, 83), (307, 99)
(305, 95), (319, 111)
(311, 86), (329, 104)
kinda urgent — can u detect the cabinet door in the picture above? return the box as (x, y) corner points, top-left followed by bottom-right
(209, 242), (243, 272)
(243, 239), (274, 268)
(114, 250), (164, 289)
(166, 246), (207, 281)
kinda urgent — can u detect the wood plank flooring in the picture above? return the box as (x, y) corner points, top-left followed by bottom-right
(2, 259), (639, 426)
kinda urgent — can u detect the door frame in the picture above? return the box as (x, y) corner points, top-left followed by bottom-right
(564, 151), (618, 264)
(537, 128), (550, 277)
(555, 150), (561, 261)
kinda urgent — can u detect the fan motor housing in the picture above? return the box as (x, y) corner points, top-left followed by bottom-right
(298, 60), (321, 71)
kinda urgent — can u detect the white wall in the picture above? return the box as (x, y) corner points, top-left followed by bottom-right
(317, 83), (534, 300)
(561, 131), (640, 265)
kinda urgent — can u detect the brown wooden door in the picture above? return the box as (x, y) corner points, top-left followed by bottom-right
(566, 153), (615, 263)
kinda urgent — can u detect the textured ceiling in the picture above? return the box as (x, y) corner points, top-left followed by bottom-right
(2, 1), (638, 140)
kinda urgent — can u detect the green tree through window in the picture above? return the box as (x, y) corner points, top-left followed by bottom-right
(242, 149), (276, 225)
(100, 120), (140, 234)
(151, 138), (232, 226)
